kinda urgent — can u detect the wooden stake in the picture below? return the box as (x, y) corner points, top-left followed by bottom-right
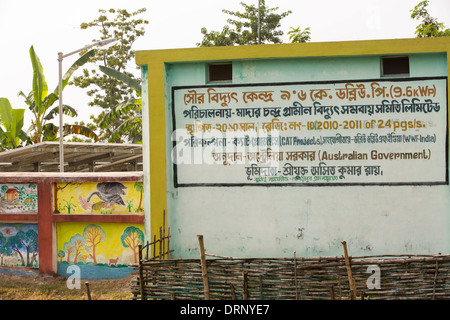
(432, 259), (439, 300)
(243, 271), (248, 300)
(138, 244), (146, 300)
(197, 235), (210, 300)
(294, 251), (299, 300)
(342, 241), (357, 300)
(85, 282), (92, 300)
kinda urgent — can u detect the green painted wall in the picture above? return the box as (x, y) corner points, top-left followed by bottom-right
(159, 52), (448, 259)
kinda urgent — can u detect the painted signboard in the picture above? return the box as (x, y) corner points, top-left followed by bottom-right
(0, 224), (38, 268)
(55, 181), (144, 214)
(56, 222), (144, 279)
(172, 77), (448, 186)
(0, 184), (37, 213)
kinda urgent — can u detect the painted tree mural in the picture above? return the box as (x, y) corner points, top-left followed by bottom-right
(0, 225), (38, 267)
(22, 229), (38, 267)
(58, 250), (65, 263)
(83, 224), (106, 265)
(63, 243), (74, 263)
(134, 182), (143, 212)
(0, 232), (12, 265)
(120, 226), (144, 263)
(69, 234), (85, 264)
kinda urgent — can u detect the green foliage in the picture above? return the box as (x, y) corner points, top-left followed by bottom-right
(98, 65), (142, 143)
(72, 8), (148, 143)
(0, 98), (28, 151)
(287, 27), (311, 43)
(197, 0), (293, 46)
(411, 0), (450, 37)
(19, 46), (98, 144)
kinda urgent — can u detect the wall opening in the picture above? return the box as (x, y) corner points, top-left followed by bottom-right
(208, 63), (232, 82)
(381, 56), (410, 76)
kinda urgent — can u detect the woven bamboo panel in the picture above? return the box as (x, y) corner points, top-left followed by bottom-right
(130, 254), (450, 300)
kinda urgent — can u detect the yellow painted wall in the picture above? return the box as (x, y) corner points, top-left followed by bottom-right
(55, 181), (144, 215)
(56, 222), (144, 266)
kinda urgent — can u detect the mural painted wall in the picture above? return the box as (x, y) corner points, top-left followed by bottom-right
(0, 183), (37, 213)
(55, 181), (144, 215)
(0, 224), (39, 268)
(56, 222), (144, 279)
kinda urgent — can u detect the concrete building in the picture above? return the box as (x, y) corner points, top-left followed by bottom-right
(137, 37), (449, 259)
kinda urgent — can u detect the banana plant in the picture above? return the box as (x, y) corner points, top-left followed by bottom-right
(0, 97), (29, 151)
(20, 46), (98, 143)
(98, 65), (142, 143)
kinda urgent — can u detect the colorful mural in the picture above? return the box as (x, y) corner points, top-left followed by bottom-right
(0, 224), (39, 268)
(0, 184), (38, 213)
(56, 222), (144, 279)
(55, 181), (144, 215)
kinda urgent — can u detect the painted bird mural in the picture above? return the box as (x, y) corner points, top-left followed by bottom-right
(86, 182), (127, 207)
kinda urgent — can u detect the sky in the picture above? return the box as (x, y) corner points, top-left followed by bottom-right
(0, 0), (449, 129)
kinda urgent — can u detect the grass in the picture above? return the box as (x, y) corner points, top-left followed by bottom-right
(0, 270), (135, 300)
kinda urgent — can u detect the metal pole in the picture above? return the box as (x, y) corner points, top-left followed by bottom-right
(58, 52), (64, 172)
(57, 38), (116, 173)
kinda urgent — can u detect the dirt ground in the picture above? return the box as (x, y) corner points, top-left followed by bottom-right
(0, 268), (136, 300)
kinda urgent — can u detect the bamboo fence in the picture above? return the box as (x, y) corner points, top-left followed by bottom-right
(131, 250), (450, 300)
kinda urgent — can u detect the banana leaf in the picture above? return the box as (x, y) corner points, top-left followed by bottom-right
(29, 46), (48, 116)
(0, 97), (27, 149)
(99, 65), (141, 94)
(54, 49), (96, 95)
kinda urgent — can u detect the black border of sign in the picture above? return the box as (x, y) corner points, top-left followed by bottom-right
(171, 76), (449, 188)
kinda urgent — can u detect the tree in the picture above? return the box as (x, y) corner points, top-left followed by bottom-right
(0, 232), (12, 265)
(8, 233), (25, 266)
(197, 0), (292, 46)
(287, 27), (311, 43)
(22, 229), (38, 267)
(133, 182), (144, 212)
(19, 46), (98, 144)
(120, 226), (144, 263)
(97, 65), (142, 143)
(63, 243), (74, 263)
(72, 8), (148, 143)
(83, 224), (106, 265)
(69, 234), (85, 264)
(57, 250), (65, 263)
(411, 0), (450, 37)
(0, 98), (28, 151)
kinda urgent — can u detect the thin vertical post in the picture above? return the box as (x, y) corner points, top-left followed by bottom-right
(85, 282), (92, 300)
(138, 244), (145, 300)
(342, 241), (357, 300)
(294, 251), (299, 299)
(58, 52), (64, 172)
(243, 271), (248, 300)
(153, 234), (156, 259)
(197, 235), (210, 300)
(159, 227), (162, 260)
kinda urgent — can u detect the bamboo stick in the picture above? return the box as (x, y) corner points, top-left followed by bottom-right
(294, 251), (299, 299)
(342, 241), (357, 300)
(138, 244), (146, 300)
(243, 271), (248, 300)
(197, 235), (210, 300)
